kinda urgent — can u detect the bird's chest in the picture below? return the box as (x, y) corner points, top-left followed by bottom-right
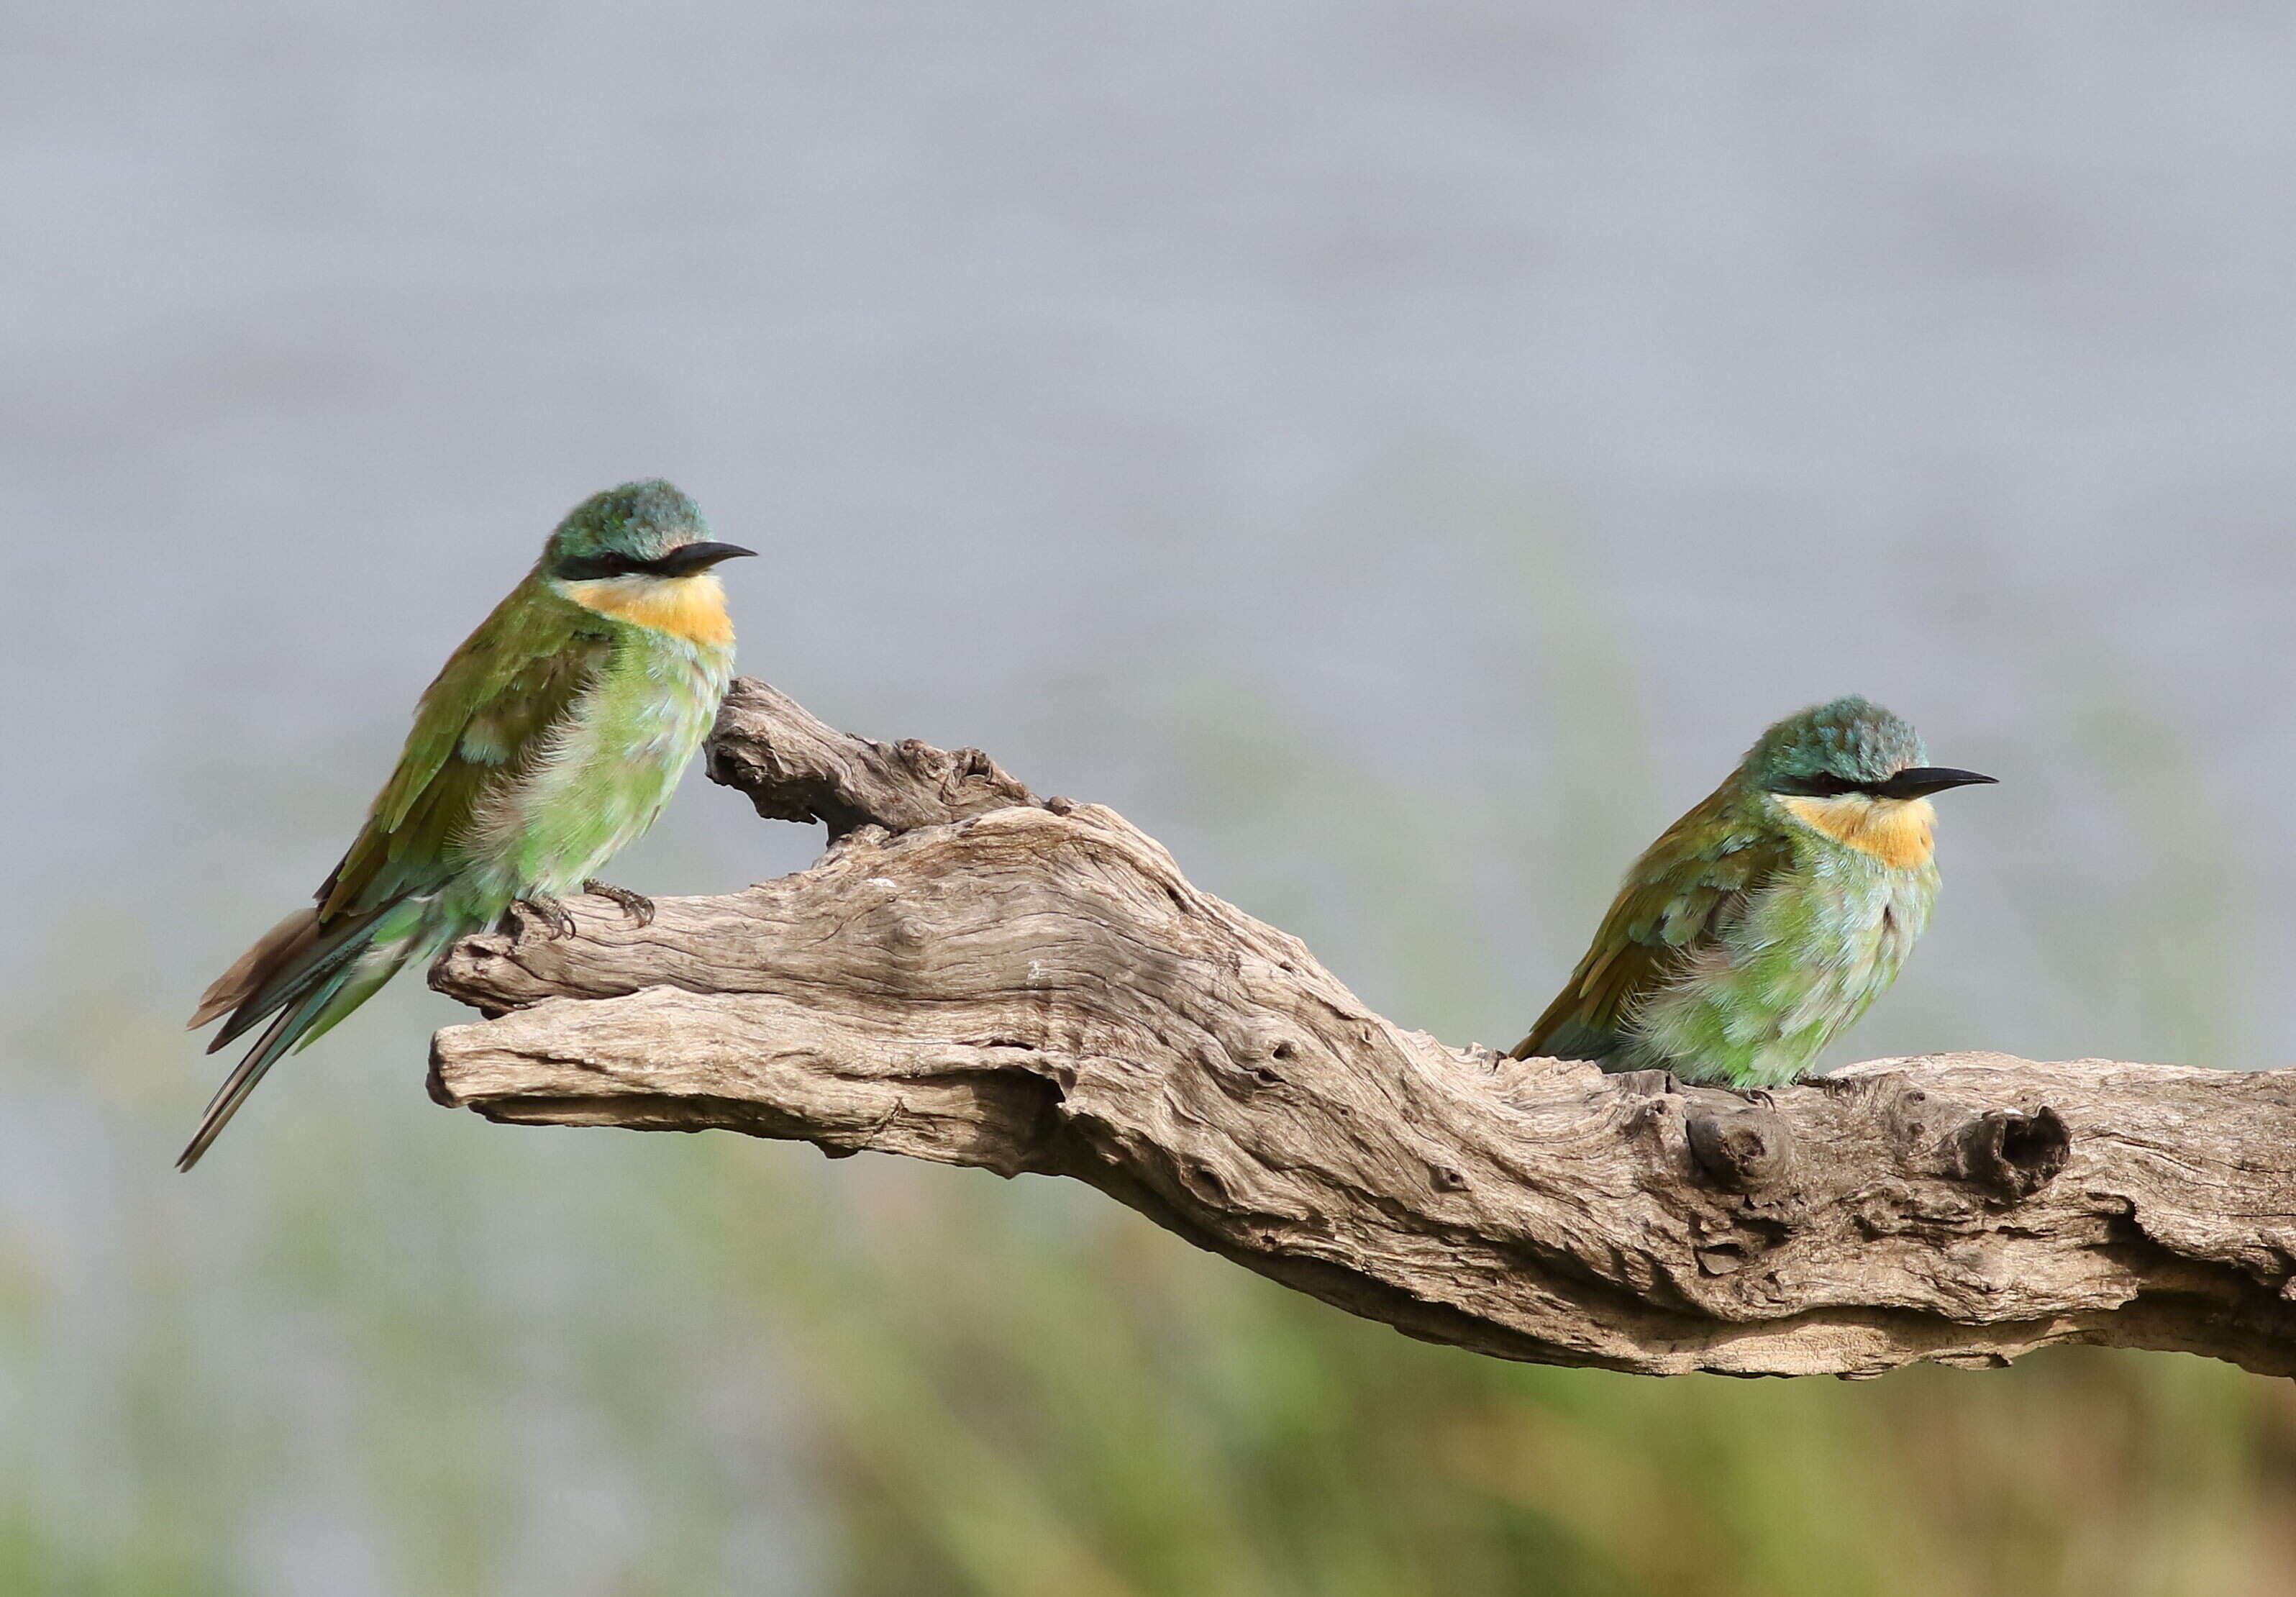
(469, 636), (732, 894)
(1635, 833), (1939, 1085)
(564, 643), (731, 832)
(1766, 848), (1934, 1002)
(585, 639), (730, 770)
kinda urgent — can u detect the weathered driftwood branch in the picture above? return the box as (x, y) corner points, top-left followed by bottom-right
(427, 679), (2296, 1379)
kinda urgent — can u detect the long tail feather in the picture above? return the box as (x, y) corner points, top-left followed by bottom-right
(178, 899), (436, 1170)
(203, 909), (383, 1054)
(188, 906), (319, 1031)
(178, 965), (358, 1171)
(291, 939), (419, 1055)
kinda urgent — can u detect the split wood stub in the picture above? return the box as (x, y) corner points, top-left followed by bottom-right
(427, 678), (2296, 1379)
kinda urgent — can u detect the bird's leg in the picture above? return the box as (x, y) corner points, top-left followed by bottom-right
(582, 878), (655, 928)
(511, 893), (578, 941)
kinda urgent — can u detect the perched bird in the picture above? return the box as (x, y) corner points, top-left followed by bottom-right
(1513, 696), (1994, 1088)
(181, 480), (752, 1168)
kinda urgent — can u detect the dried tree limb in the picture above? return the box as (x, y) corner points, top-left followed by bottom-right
(427, 680), (2296, 1379)
(703, 678), (1044, 837)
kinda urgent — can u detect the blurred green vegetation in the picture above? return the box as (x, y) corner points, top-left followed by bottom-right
(4, 538), (2292, 1596)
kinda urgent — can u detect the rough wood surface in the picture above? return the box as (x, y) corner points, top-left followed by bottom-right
(427, 679), (2296, 1379)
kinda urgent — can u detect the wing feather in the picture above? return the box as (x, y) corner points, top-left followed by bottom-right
(316, 582), (609, 921)
(1513, 782), (1792, 1063)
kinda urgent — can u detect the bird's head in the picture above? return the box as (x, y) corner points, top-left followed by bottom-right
(1745, 696), (1995, 868)
(542, 479), (754, 645)
(544, 478), (753, 580)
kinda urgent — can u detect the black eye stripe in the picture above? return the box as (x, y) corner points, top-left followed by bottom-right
(555, 551), (670, 581)
(1769, 764), (1994, 801)
(1772, 771), (1885, 798)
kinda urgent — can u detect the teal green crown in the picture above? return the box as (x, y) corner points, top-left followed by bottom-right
(547, 479), (711, 566)
(1743, 695), (1927, 789)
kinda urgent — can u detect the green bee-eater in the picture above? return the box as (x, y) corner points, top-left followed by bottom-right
(181, 479), (753, 1168)
(1513, 696), (1995, 1088)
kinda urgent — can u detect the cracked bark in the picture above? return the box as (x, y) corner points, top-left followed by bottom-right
(427, 678), (2296, 1379)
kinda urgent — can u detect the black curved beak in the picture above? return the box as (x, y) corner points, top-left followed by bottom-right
(1879, 766), (1998, 799)
(655, 540), (757, 576)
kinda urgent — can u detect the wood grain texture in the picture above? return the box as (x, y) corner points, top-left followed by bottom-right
(427, 679), (2296, 1379)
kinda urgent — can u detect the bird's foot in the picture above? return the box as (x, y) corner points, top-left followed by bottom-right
(512, 893), (578, 941)
(582, 879), (655, 928)
(1662, 1069), (1779, 1106)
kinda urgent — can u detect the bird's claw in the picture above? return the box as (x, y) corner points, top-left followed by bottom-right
(514, 893), (578, 941)
(583, 879), (655, 928)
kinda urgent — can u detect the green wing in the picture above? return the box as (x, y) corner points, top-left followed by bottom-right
(1512, 783), (1793, 1063)
(191, 579), (607, 1047)
(318, 580), (609, 920)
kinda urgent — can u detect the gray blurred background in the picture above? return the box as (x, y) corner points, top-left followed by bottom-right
(5, 5), (2294, 1595)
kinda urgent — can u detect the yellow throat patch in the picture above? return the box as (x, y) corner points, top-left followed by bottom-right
(562, 573), (734, 647)
(1779, 793), (1937, 870)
